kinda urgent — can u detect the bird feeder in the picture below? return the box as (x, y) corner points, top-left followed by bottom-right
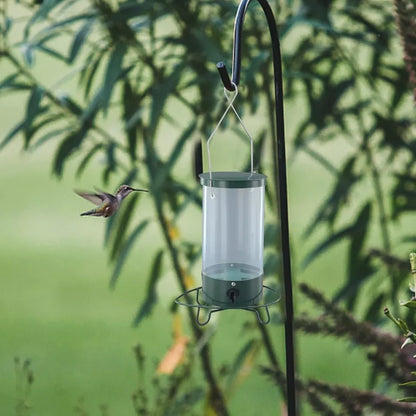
(200, 171), (266, 307)
(175, 86), (279, 325)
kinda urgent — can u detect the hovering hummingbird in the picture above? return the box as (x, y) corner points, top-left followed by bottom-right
(76, 185), (148, 218)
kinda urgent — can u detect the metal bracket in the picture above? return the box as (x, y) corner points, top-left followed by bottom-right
(175, 285), (280, 326)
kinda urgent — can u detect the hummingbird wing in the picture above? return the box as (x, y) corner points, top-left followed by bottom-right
(75, 191), (108, 206)
(93, 187), (118, 202)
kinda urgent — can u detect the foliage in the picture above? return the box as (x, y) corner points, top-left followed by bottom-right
(385, 253), (416, 404)
(1, 0), (416, 414)
(263, 282), (416, 415)
(284, 0), (416, 321)
(394, 0), (416, 104)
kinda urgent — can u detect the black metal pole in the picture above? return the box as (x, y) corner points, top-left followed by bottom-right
(217, 1), (297, 414)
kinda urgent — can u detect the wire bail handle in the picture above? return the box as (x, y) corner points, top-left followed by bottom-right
(206, 82), (254, 195)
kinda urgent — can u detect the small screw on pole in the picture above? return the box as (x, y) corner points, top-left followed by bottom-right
(410, 252), (416, 273)
(410, 253), (416, 298)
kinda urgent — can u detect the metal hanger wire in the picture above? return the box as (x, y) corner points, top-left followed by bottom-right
(206, 82), (254, 197)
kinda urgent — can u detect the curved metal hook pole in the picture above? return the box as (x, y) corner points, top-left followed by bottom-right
(216, 1), (297, 414)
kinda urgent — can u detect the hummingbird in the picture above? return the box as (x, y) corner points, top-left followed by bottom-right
(76, 185), (148, 218)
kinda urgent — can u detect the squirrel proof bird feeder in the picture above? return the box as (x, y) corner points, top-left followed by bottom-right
(175, 86), (279, 326)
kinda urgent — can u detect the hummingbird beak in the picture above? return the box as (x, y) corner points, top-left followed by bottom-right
(130, 187), (148, 192)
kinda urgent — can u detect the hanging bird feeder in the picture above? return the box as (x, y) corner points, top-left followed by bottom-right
(175, 86), (279, 325)
(176, 0), (297, 412)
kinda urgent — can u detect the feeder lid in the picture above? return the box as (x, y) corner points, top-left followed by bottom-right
(199, 171), (267, 188)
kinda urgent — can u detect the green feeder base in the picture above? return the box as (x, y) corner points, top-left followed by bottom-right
(201, 273), (263, 307)
(175, 285), (280, 326)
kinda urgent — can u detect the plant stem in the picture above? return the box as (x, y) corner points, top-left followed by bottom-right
(153, 198), (229, 416)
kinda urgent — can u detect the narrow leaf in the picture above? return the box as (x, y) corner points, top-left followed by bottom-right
(153, 120), (197, 191)
(68, 18), (95, 63)
(21, 43), (35, 66)
(364, 292), (385, 322)
(24, 87), (44, 145)
(110, 220), (150, 289)
(301, 224), (356, 270)
(102, 142), (117, 184)
(53, 129), (87, 176)
(110, 193), (139, 260)
(400, 300), (416, 309)
(0, 73), (26, 91)
(401, 381), (416, 387)
(226, 340), (261, 395)
(398, 397), (416, 402)
(0, 120), (25, 150)
(24, 0), (63, 39)
(132, 249), (164, 326)
(104, 169), (138, 246)
(31, 126), (70, 150)
(76, 143), (104, 178)
(149, 62), (184, 136)
(122, 80), (138, 161)
(101, 43), (127, 115)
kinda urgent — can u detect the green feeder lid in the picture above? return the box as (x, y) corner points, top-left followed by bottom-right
(199, 172), (267, 188)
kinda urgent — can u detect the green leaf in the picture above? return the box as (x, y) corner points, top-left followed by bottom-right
(24, 0), (63, 39)
(149, 62), (184, 136)
(301, 224), (356, 270)
(21, 43), (35, 67)
(304, 157), (360, 236)
(122, 80), (139, 161)
(110, 1), (162, 23)
(400, 300), (416, 309)
(335, 204), (374, 307)
(1, 17), (12, 36)
(348, 203), (372, 274)
(39, 12), (96, 33)
(225, 339), (261, 396)
(109, 193), (139, 261)
(53, 129), (87, 177)
(0, 120), (25, 150)
(152, 120), (197, 191)
(35, 44), (68, 62)
(101, 43), (127, 115)
(104, 169), (138, 247)
(110, 220), (150, 289)
(364, 292), (385, 322)
(102, 142), (117, 185)
(31, 127), (70, 150)
(25, 87), (43, 125)
(24, 87), (45, 147)
(80, 49), (104, 99)
(25, 112), (63, 148)
(59, 96), (83, 116)
(397, 317), (410, 333)
(264, 252), (280, 278)
(75, 143), (104, 178)
(169, 388), (205, 416)
(132, 249), (164, 326)
(264, 223), (280, 248)
(0, 73), (30, 91)
(398, 397), (416, 403)
(70, 18), (95, 63)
